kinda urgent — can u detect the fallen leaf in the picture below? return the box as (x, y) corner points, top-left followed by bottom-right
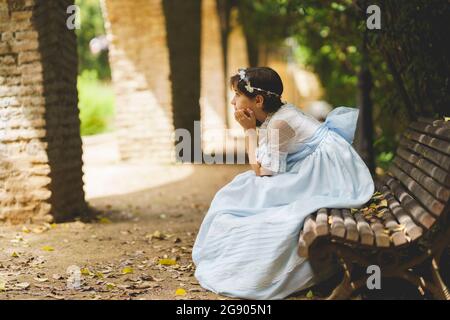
(34, 277), (48, 282)
(52, 274), (63, 280)
(80, 268), (92, 276)
(15, 282), (30, 290)
(117, 284), (131, 289)
(151, 230), (166, 240)
(153, 277), (164, 282)
(46, 293), (65, 300)
(122, 267), (134, 275)
(41, 246), (54, 252)
(132, 282), (152, 290)
(175, 288), (186, 296)
(98, 217), (111, 224)
(106, 283), (116, 290)
(21, 226), (31, 233)
(159, 259), (177, 266)
(0, 279), (7, 292)
(32, 225), (49, 234)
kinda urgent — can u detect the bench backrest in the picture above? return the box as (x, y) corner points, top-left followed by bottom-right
(385, 117), (450, 232)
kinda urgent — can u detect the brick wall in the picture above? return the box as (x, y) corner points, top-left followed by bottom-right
(0, 0), (86, 223)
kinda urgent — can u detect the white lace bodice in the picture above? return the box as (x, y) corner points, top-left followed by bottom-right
(256, 103), (321, 175)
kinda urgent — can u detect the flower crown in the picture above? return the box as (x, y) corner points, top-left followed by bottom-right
(237, 68), (281, 97)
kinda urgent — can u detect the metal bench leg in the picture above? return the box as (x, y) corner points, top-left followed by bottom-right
(431, 256), (450, 300)
(327, 257), (355, 300)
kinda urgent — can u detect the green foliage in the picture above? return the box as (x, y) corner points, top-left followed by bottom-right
(364, 0), (449, 117)
(78, 70), (115, 136)
(236, 0), (449, 168)
(376, 151), (394, 171)
(75, 0), (111, 79)
(238, 0), (361, 106)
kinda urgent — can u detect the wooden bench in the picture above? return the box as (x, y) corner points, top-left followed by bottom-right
(298, 117), (450, 299)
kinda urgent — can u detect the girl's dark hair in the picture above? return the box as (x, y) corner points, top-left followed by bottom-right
(230, 67), (284, 114)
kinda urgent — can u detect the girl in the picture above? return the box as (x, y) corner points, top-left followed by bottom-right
(192, 67), (374, 299)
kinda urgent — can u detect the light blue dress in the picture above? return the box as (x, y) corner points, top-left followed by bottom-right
(192, 105), (374, 300)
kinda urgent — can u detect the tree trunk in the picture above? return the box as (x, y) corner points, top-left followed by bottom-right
(355, 31), (375, 175)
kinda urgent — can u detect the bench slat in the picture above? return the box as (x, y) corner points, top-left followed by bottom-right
(315, 208), (329, 236)
(418, 117), (450, 129)
(369, 218), (390, 248)
(303, 215), (318, 246)
(330, 209), (346, 238)
(399, 137), (450, 172)
(409, 121), (450, 142)
(354, 211), (375, 246)
(404, 128), (450, 156)
(298, 231), (308, 257)
(379, 205), (409, 246)
(341, 209), (359, 242)
(393, 156), (450, 202)
(397, 147), (450, 188)
(389, 163), (445, 217)
(380, 185), (423, 241)
(384, 176), (436, 229)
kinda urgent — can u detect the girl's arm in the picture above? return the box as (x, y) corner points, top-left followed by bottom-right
(234, 109), (268, 176)
(245, 129), (264, 176)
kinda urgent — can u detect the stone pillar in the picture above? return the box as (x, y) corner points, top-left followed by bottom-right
(101, 0), (175, 163)
(0, 0), (86, 224)
(226, 7), (249, 132)
(162, 0), (201, 163)
(200, 0), (227, 155)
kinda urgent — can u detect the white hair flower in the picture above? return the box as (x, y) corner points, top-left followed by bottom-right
(235, 68), (281, 97)
(238, 69), (246, 80)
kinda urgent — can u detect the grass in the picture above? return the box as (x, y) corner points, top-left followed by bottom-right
(78, 69), (115, 136)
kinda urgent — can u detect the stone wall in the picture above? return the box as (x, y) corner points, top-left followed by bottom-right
(0, 0), (86, 223)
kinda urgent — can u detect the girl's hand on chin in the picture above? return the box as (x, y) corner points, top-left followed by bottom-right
(234, 108), (256, 131)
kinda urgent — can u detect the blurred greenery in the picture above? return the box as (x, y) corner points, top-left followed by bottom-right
(78, 70), (115, 136)
(236, 0), (449, 170)
(75, 0), (114, 136)
(75, 0), (110, 79)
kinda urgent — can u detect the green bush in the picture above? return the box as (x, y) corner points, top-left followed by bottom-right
(78, 70), (115, 136)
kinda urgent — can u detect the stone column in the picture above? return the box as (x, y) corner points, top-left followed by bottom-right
(101, 0), (175, 163)
(200, 0), (227, 155)
(0, 0), (86, 223)
(225, 7), (249, 159)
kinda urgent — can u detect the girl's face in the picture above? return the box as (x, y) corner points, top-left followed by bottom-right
(231, 87), (258, 112)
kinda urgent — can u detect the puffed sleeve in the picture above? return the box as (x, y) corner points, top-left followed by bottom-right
(256, 120), (295, 175)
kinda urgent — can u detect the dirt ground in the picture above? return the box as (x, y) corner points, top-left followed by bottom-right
(0, 134), (431, 300)
(0, 162), (246, 300)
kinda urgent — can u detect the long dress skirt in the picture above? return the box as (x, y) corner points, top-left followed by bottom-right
(192, 107), (375, 299)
